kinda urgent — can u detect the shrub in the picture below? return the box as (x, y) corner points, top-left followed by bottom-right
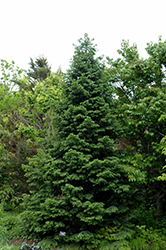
(39, 237), (58, 249)
(0, 207), (25, 243)
(20, 242), (42, 250)
(0, 241), (19, 250)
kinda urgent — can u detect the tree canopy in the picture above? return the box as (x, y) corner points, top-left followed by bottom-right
(1, 34), (166, 249)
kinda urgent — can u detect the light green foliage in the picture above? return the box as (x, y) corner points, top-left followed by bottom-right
(158, 135), (166, 181)
(0, 61), (24, 206)
(0, 242), (19, 250)
(0, 57), (63, 208)
(0, 210), (24, 241)
(16, 71), (63, 141)
(35, 72), (62, 113)
(0, 59), (23, 92)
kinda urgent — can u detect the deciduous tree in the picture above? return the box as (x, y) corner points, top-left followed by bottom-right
(107, 38), (166, 218)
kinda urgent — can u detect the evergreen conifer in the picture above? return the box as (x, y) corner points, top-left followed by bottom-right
(22, 34), (133, 244)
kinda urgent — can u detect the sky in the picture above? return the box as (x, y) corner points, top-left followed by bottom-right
(0, 0), (166, 73)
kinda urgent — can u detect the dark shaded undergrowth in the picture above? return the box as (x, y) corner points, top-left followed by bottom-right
(1, 206), (166, 250)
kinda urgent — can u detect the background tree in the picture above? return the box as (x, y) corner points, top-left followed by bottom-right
(27, 56), (51, 81)
(0, 60), (27, 206)
(0, 58), (62, 208)
(17, 56), (51, 93)
(107, 38), (166, 220)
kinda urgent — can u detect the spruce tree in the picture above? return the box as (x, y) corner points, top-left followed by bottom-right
(27, 57), (51, 83)
(22, 34), (133, 245)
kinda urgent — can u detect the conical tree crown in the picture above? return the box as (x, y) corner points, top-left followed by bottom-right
(57, 34), (118, 141)
(27, 57), (51, 83)
(68, 34), (101, 80)
(64, 34), (107, 105)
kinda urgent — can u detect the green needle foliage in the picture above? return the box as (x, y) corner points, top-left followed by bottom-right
(22, 34), (136, 247)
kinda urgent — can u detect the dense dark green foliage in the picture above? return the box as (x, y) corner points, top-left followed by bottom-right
(21, 34), (136, 246)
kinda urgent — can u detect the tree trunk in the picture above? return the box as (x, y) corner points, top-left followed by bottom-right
(156, 192), (165, 218)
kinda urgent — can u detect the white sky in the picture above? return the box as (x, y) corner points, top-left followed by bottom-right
(0, 0), (166, 72)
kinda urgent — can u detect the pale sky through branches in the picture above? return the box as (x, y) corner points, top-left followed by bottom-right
(0, 0), (166, 72)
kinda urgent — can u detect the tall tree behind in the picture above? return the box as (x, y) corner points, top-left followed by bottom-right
(17, 57), (51, 93)
(107, 38), (166, 220)
(27, 57), (51, 82)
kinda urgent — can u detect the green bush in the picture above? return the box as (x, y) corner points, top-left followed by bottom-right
(0, 241), (19, 250)
(95, 225), (166, 250)
(0, 207), (25, 242)
(130, 226), (166, 250)
(96, 226), (134, 250)
(69, 231), (100, 249)
(20, 242), (42, 250)
(0, 226), (8, 245)
(39, 237), (58, 249)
